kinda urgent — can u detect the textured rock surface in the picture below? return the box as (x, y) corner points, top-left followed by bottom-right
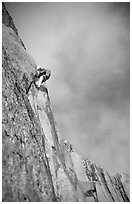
(2, 3), (130, 202)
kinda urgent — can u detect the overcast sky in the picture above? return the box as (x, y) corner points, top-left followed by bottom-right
(5, 2), (130, 175)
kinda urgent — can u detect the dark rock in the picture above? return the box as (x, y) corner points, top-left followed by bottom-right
(2, 2), (18, 35)
(2, 2), (26, 49)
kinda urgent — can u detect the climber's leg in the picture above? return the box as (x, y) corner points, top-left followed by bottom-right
(36, 75), (43, 87)
(26, 81), (33, 94)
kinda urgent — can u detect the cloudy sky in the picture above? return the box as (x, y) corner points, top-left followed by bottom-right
(5, 2), (130, 175)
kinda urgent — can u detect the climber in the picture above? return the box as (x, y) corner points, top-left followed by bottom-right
(26, 66), (51, 94)
(34, 66), (51, 88)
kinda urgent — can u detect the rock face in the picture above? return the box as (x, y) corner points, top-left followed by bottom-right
(2, 3), (130, 202)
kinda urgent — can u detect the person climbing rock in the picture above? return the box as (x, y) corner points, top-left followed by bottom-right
(26, 66), (51, 94)
(33, 66), (51, 88)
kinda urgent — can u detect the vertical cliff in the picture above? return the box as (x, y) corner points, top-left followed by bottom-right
(2, 3), (130, 202)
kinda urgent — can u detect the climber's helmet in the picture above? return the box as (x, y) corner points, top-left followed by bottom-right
(36, 65), (41, 70)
